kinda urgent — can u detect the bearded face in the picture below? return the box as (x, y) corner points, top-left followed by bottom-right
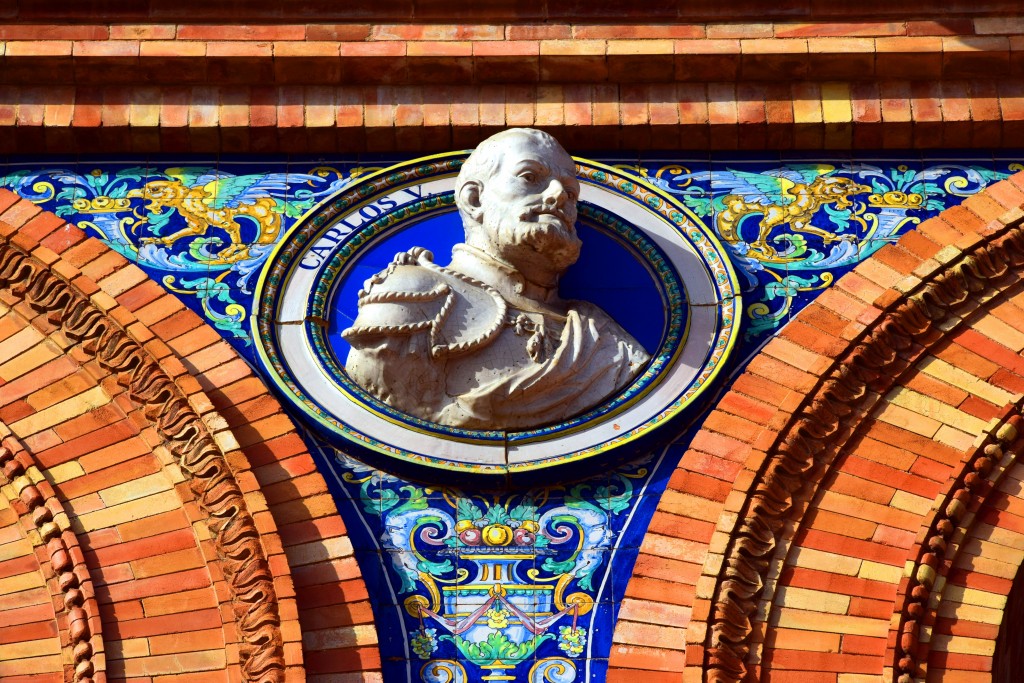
(471, 133), (583, 276)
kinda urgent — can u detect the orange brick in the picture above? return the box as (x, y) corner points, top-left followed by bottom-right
(606, 644), (686, 672)
(115, 608), (222, 639)
(177, 25), (305, 41)
(148, 627), (225, 655)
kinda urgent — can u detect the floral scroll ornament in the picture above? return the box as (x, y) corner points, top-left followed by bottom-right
(335, 447), (644, 682)
(647, 162), (1011, 343)
(1, 165), (366, 345)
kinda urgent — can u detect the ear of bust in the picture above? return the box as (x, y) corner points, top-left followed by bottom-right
(459, 180), (484, 222)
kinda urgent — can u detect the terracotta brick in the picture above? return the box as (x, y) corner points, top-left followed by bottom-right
(108, 24), (176, 40)
(907, 20), (974, 36)
(840, 633), (887, 655)
(132, 546), (206, 579)
(304, 645), (381, 674)
(139, 40), (206, 57)
(799, 529), (906, 566)
(775, 22), (905, 38)
(60, 456), (161, 501)
(177, 25), (306, 41)
(113, 608), (222, 639)
(984, 178), (1024, 210)
(372, 24), (502, 41)
(606, 644), (686, 672)
(944, 36), (1011, 79)
(147, 627), (225, 655)
(4, 40), (72, 56)
(746, 353), (817, 394)
(142, 587), (219, 617)
(305, 24), (372, 41)
(73, 40), (140, 57)
(934, 341), (1000, 382)
(117, 508), (192, 543)
(0, 356), (77, 404)
(706, 23), (772, 39)
(507, 24), (572, 40)
(741, 38), (809, 81)
(675, 39), (740, 80)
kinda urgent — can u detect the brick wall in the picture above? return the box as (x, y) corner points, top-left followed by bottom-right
(0, 3), (1023, 151)
(8, 176), (1024, 682)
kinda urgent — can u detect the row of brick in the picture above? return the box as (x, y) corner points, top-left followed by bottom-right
(4, 0), (1019, 22)
(1, 36), (1021, 85)
(5, 19), (1024, 42)
(0, 80), (1021, 153)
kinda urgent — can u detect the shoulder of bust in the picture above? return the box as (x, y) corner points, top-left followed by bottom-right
(342, 247), (507, 358)
(342, 248), (452, 342)
(356, 247), (448, 300)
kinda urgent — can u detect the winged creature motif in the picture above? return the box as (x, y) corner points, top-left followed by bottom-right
(676, 165), (872, 263)
(128, 169), (313, 265)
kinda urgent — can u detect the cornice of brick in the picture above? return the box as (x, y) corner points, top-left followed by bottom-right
(0, 13), (1021, 151)
(0, 79), (1018, 153)
(6, 0), (1023, 23)
(1, 32), (1021, 86)
(0, 9), (1019, 151)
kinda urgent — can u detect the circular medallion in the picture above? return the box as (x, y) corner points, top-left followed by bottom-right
(253, 152), (740, 474)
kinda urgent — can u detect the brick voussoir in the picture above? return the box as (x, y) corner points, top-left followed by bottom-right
(0, 195), (382, 675)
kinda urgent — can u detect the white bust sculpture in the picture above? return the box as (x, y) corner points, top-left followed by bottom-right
(342, 128), (650, 430)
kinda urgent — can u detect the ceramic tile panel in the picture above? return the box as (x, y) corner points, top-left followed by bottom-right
(1, 150), (1018, 682)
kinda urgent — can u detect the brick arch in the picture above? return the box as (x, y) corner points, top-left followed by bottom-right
(0, 291), (232, 683)
(609, 173), (1024, 682)
(0, 467), (65, 683)
(0, 190), (380, 680)
(887, 408), (1024, 682)
(0, 428), (110, 683)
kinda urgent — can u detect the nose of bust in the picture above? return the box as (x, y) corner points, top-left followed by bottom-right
(542, 178), (568, 208)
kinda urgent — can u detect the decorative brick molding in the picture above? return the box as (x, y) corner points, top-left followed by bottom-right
(890, 406), (1023, 682)
(707, 209), (1024, 682)
(3, 1), (1017, 22)
(0, 216), (287, 682)
(707, 184), (1024, 682)
(608, 173), (1024, 680)
(0, 188), (380, 679)
(0, 432), (104, 683)
(1, 5), (1023, 151)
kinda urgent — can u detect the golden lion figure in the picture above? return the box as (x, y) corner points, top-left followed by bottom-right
(716, 174), (872, 261)
(128, 176), (282, 264)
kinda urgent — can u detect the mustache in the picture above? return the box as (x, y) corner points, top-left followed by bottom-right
(520, 205), (576, 227)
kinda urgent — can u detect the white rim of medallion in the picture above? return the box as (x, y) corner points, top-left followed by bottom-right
(252, 152), (741, 474)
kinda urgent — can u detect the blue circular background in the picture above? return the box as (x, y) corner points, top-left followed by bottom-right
(325, 204), (672, 370)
